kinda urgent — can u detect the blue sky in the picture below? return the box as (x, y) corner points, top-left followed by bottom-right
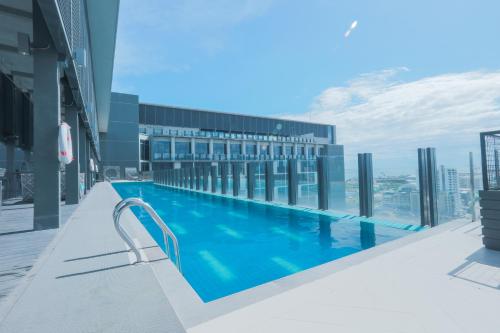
(112, 0), (500, 174)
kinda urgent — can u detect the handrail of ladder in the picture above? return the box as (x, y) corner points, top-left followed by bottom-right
(113, 197), (182, 273)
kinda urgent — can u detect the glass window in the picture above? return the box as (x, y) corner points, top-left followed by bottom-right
(195, 142), (209, 154)
(214, 143), (225, 155)
(246, 143), (257, 155)
(275, 145), (283, 156)
(140, 162), (150, 172)
(260, 144), (269, 155)
(175, 141), (190, 154)
(140, 140), (150, 160)
(307, 146), (315, 156)
(230, 143), (241, 155)
(152, 140), (171, 160)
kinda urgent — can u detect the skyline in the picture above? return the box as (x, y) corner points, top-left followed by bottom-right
(112, 0), (500, 173)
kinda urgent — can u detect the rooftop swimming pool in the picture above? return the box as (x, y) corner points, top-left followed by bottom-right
(112, 182), (420, 302)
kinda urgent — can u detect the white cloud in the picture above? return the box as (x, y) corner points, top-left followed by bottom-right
(281, 68), (500, 174)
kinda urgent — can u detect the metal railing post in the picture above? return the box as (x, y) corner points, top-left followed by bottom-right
(232, 162), (241, 196)
(210, 165), (217, 193)
(265, 161), (274, 201)
(317, 156), (330, 210)
(358, 153), (374, 217)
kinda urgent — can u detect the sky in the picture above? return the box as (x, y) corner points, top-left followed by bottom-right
(112, 0), (500, 175)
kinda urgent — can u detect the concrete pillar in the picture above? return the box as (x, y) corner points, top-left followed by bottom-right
(65, 108), (80, 204)
(78, 122), (87, 192)
(293, 143), (298, 158)
(203, 166), (209, 191)
(317, 157), (329, 210)
(305, 145), (310, 159)
(288, 159), (298, 205)
(87, 143), (92, 189)
(232, 163), (241, 196)
(5, 143), (15, 198)
(269, 143), (274, 159)
(210, 165), (217, 193)
(265, 161), (274, 201)
(315, 144), (320, 157)
(33, 1), (61, 230)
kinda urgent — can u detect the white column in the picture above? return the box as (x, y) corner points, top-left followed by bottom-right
(190, 138), (196, 159)
(171, 137), (176, 160)
(293, 143), (298, 157)
(225, 139), (230, 160)
(242, 140), (247, 156)
(269, 142), (274, 159)
(209, 139), (214, 159)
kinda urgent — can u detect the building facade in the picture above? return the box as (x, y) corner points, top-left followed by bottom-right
(102, 93), (346, 208)
(0, 0), (119, 229)
(139, 103), (336, 170)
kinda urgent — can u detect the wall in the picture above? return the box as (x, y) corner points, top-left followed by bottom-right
(139, 103), (335, 143)
(100, 93), (139, 178)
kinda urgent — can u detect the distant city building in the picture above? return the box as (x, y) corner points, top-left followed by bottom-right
(438, 166), (461, 217)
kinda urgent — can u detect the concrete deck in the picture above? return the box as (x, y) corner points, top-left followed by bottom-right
(0, 182), (185, 333)
(0, 202), (77, 305)
(189, 221), (500, 333)
(1, 181), (499, 333)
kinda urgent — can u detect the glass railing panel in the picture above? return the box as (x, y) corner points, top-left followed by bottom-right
(274, 160), (288, 204)
(372, 151), (421, 225)
(254, 162), (266, 201)
(240, 164), (248, 198)
(297, 159), (317, 208)
(435, 155), (474, 224)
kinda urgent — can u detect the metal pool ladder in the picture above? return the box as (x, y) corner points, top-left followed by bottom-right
(113, 197), (182, 273)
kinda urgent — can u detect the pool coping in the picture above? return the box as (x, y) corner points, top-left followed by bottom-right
(111, 181), (465, 329)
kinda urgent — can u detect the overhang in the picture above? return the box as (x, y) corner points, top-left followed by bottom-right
(86, 0), (120, 133)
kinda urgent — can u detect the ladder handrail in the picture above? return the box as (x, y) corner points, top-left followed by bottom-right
(113, 198), (182, 273)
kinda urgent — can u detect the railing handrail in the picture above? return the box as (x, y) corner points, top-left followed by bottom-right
(113, 198), (182, 273)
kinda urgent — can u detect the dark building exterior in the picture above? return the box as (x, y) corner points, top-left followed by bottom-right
(101, 92), (346, 208)
(0, 0), (119, 229)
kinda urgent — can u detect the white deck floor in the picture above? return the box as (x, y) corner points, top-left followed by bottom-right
(1, 182), (499, 332)
(189, 221), (500, 333)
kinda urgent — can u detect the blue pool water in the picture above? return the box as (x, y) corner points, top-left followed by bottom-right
(113, 182), (417, 302)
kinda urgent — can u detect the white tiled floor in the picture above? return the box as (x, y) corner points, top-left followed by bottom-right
(189, 222), (500, 333)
